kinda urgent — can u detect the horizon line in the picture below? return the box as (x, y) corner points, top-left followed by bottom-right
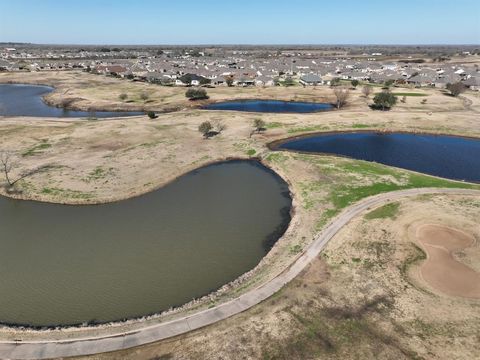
(1, 42), (479, 47)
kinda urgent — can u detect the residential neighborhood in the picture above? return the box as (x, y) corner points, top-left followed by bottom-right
(1, 45), (479, 90)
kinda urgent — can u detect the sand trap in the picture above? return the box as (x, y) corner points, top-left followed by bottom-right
(415, 224), (480, 299)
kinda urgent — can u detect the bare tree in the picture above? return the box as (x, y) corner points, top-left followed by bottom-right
(0, 151), (52, 192)
(446, 82), (466, 97)
(333, 87), (350, 109)
(362, 85), (373, 98)
(213, 120), (226, 133)
(0, 151), (14, 187)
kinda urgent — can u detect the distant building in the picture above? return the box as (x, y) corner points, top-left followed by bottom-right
(299, 73), (322, 86)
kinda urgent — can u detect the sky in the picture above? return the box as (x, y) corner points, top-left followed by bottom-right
(0, 0), (479, 45)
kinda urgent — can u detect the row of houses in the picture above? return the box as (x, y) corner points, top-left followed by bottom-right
(2, 48), (479, 90)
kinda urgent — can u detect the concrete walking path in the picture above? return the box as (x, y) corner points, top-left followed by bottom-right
(0, 188), (478, 359)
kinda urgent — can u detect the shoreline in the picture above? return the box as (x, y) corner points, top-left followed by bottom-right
(0, 158), (298, 335)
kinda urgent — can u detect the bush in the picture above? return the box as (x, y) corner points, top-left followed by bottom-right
(186, 88), (209, 100)
(330, 78), (341, 87)
(253, 118), (266, 132)
(119, 93), (128, 101)
(147, 111), (157, 119)
(372, 90), (397, 111)
(351, 79), (359, 88)
(198, 121), (213, 138)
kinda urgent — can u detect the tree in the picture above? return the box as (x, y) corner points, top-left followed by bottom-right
(446, 82), (466, 97)
(0, 151), (51, 192)
(351, 79), (359, 88)
(0, 151), (14, 188)
(253, 118), (266, 133)
(225, 75), (234, 87)
(198, 121), (213, 138)
(372, 90), (398, 110)
(119, 93), (128, 101)
(147, 111), (157, 119)
(213, 120), (226, 133)
(362, 85), (373, 97)
(333, 87), (350, 109)
(185, 88), (208, 100)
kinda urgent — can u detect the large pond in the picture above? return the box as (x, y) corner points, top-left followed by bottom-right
(276, 132), (480, 182)
(203, 99), (333, 113)
(0, 160), (291, 327)
(0, 84), (143, 118)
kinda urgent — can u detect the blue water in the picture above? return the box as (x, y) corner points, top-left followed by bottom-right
(278, 132), (480, 182)
(0, 84), (143, 118)
(203, 100), (333, 113)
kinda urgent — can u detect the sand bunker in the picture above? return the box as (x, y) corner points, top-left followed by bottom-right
(415, 224), (480, 299)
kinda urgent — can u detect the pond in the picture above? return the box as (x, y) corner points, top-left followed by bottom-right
(0, 160), (292, 327)
(275, 132), (480, 182)
(0, 84), (143, 118)
(203, 100), (333, 113)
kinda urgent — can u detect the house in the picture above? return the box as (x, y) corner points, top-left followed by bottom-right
(463, 76), (480, 91)
(0, 59), (14, 71)
(299, 73), (322, 86)
(255, 76), (275, 87)
(235, 76), (255, 87)
(94, 65), (128, 76)
(176, 73), (209, 86)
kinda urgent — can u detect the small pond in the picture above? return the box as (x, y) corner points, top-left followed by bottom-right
(0, 84), (143, 118)
(0, 160), (291, 327)
(276, 132), (480, 182)
(203, 99), (333, 113)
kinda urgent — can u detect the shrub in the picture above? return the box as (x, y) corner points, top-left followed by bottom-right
(351, 79), (359, 88)
(384, 79), (395, 88)
(147, 111), (157, 119)
(186, 88), (208, 100)
(119, 93), (128, 101)
(253, 118), (266, 132)
(198, 121), (213, 138)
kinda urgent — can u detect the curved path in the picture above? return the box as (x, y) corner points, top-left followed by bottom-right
(1, 187), (478, 359)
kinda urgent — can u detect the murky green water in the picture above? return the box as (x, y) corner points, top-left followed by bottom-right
(0, 160), (291, 327)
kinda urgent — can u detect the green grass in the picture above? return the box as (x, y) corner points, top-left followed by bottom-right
(84, 166), (114, 182)
(41, 187), (93, 200)
(290, 154), (479, 231)
(266, 122), (283, 129)
(22, 141), (52, 157)
(391, 92), (428, 97)
(351, 124), (371, 129)
(287, 125), (329, 134)
(364, 202), (400, 220)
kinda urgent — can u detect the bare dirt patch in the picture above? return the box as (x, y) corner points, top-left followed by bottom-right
(412, 224), (480, 299)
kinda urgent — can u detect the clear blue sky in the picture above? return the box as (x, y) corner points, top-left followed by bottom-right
(1, 0), (479, 45)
